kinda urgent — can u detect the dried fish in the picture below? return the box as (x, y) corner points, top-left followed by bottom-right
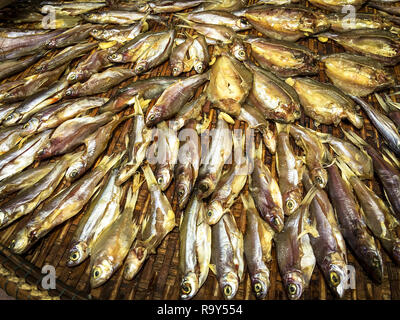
(242, 192), (273, 299)
(175, 120), (201, 210)
(83, 10), (165, 25)
(210, 212), (244, 300)
(327, 12), (394, 33)
(318, 30), (400, 66)
(197, 113), (233, 199)
(46, 24), (96, 49)
(337, 160), (400, 266)
(65, 67), (136, 98)
(170, 37), (194, 77)
(276, 125), (303, 216)
(123, 165), (175, 280)
(207, 54), (252, 117)
(302, 170), (348, 298)
(244, 37), (319, 77)
(249, 142), (284, 232)
(179, 194), (211, 300)
(40, 1), (106, 16)
(90, 19), (148, 43)
(287, 77), (363, 128)
(246, 61), (301, 123)
(10, 152), (124, 255)
(308, 0), (366, 12)
(321, 53), (395, 97)
(275, 187), (318, 300)
(146, 72), (209, 127)
(188, 35), (210, 74)
(0, 51), (47, 82)
(327, 164), (383, 283)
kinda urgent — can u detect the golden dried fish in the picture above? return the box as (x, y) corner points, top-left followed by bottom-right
(242, 192), (273, 299)
(327, 12), (394, 33)
(123, 165), (175, 280)
(170, 37), (194, 76)
(276, 125), (303, 216)
(287, 77), (363, 128)
(246, 61), (301, 123)
(249, 142), (284, 232)
(10, 152), (124, 254)
(82, 10), (166, 25)
(179, 194), (211, 300)
(275, 187), (318, 300)
(210, 212), (244, 300)
(308, 0), (366, 12)
(244, 37), (319, 77)
(207, 54), (252, 117)
(321, 53), (395, 97)
(89, 178), (142, 288)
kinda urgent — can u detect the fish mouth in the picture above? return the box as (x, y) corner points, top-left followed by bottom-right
(252, 273), (270, 299)
(198, 179), (214, 199)
(364, 249), (383, 284)
(123, 247), (148, 281)
(180, 273), (199, 300)
(176, 183), (190, 210)
(220, 272), (239, 300)
(283, 271), (304, 300)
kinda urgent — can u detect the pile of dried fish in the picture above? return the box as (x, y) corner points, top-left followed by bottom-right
(0, 0), (400, 302)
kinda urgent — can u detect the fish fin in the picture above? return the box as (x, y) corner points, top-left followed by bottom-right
(335, 158), (355, 180)
(133, 96), (144, 116)
(384, 93), (400, 111)
(208, 263), (217, 275)
(299, 185), (318, 208)
(142, 164), (157, 188)
(341, 129), (368, 148)
(375, 93), (390, 113)
(131, 172), (144, 193)
(97, 151), (125, 172)
(99, 41), (117, 49)
(17, 136), (29, 149)
(382, 147), (400, 169)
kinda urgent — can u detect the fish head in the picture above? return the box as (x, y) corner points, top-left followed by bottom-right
(3, 112), (21, 127)
(205, 201), (224, 226)
(176, 180), (191, 210)
(65, 162), (84, 182)
(230, 41), (247, 61)
(108, 52), (124, 63)
(220, 271), (239, 300)
(123, 246), (148, 280)
(134, 61), (148, 75)
(251, 271), (270, 299)
(20, 118), (40, 136)
(283, 190), (302, 216)
(310, 168), (328, 188)
(324, 263), (348, 299)
(36, 147), (51, 160)
(262, 208), (284, 233)
(90, 28), (104, 39)
(145, 106), (162, 127)
(67, 242), (88, 267)
(236, 17), (252, 30)
(67, 71), (79, 83)
(362, 247), (383, 284)
(193, 62), (206, 74)
(64, 87), (77, 99)
(156, 168), (172, 191)
(180, 272), (199, 300)
(171, 62), (184, 77)
(283, 271), (304, 300)
(197, 177), (215, 200)
(90, 258), (114, 288)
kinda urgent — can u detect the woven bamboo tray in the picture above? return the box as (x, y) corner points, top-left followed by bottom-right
(0, 0), (400, 300)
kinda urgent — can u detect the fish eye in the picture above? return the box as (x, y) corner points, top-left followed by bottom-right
(136, 65), (144, 72)
(239, 50), (246, 57)
(330, 271), (340, 287)
(92, 29), (98, 34)
(315, 176), (323, 185)
(199, 183), (209, 193)
(288, 283), (297, 295)
(157, 177), (163, 185)
(23, 122), (30, 129)
(148, 114), (156, 122)
(197, 65), (203, 71)
(240, 18), (248, 25)
(70, 170), (79, 178)
(172, 67), (179, 73)
(207, 210), (212, 217)
(223, 285), (232, 297)
(272, 217), (280, 226)
(286, 200), (294, 210)
(65, 89), (72, 96)
(69, 73), (76, 80)
(110, 54), (118, 60)
(70, 251), (80, 261)
(254, 282), (262, 293)
(181, 283), (191, 295)
(93, 267), (102, 279)
(177, 189), (185, 197)
(5, 114), (13, 121)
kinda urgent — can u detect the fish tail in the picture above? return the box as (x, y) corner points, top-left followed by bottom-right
(300, 185), (318, 208)
(383, 147), (400, 169)
(375, 93), (390, 113)
(142, 164), (157, 187)
(341, 129), (368, 148)
(125, 173), (142, 211)
(314, 131), (331, 143)
(98, 151), (125, 172)
(173, 12), (188, 21)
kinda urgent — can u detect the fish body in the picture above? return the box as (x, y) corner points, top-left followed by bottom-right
(0, 51), (47, 82)
(327, 164), (383, 283)
(246, 61), (301, 123)
(288, 77), (363, 128)
(308, 0), (366, 12)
